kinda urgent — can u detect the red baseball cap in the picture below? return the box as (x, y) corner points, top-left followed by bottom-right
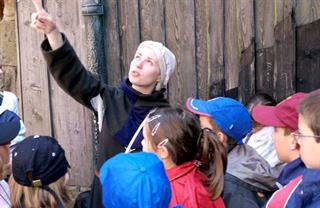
(252, 93), (306, 131)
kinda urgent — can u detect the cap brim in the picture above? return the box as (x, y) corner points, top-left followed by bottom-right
(252, 105), (285, 128)
(0, 121), (20, 145)
(186, 98), (212, 117)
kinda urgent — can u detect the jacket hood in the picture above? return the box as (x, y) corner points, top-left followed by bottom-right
(226, 144), (280, 192)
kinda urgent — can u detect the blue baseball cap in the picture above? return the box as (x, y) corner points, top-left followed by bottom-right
(0, 121), (20, 145)
(99, 152), (171, 208)
(186, 97), (252, 144)
(12, 135), (70, 187)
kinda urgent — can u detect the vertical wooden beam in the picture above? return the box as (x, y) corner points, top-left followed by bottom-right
(255, 0), (275, 98)
(274, 0), (294, 25)
(104, 0), (122, 85)
(238, 0), (255, 103)
(16, 0), (52, 135)
(165, 0), (197, 104)
(274, 13), (296, 101)
(140, 0), (165, 43)
(195, 0), (210, 99)
(224, 0), (240, 95)
(119, 0), (140, 76)
(295, 0), (320, 26)
(45, 0), (93, 186)
(296, 19), (320, 92)
(208, 0), (225, 98)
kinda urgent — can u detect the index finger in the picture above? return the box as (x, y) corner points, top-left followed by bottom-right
(32, 0), (43, 12)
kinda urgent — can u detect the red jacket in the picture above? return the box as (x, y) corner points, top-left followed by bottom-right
(167, 161), (225, 208)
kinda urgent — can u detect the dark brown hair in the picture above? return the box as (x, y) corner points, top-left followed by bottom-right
(246, 92), (277, 114)
(298, 89), (320, 141)
(145, 107), (227, 199)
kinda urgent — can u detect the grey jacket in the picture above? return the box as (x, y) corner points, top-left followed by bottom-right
(223, 144), (282, 208)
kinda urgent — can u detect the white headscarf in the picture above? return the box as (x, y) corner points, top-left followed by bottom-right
(137, 41), (176, 90)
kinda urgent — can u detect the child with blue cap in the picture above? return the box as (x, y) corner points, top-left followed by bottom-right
(9, 135), (71, 208)
(0, 120), (20, 208)
(99, 152), (171, 208)
(186, 97), (278, 208)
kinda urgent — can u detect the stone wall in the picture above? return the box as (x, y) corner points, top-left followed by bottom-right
(0, 0), (17, 93)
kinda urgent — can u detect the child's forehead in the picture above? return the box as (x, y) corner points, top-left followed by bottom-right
(274, 126), (291, 134)
(298, 114), (311, 130)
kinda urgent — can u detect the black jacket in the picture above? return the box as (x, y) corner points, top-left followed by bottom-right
(41, 34), (170, 208)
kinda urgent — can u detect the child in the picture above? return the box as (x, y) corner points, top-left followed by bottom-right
(99, 152), (171, 208)
(251, 93), (307, 207)
(9, 135), (71, 208)
(261, 90), (320, 207)
(31, 1), (176, 207)
(293, 89), (320, 207)
(142, 107), (227, 208)
(186, 97), (277, 208)
(0, 120), (20, 208)
(0, 64), (26, 153)
(244, 93), (283, 177)
(252, 93), (306, 187)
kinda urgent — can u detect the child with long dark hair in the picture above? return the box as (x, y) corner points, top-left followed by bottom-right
(142, 107), (227, 208)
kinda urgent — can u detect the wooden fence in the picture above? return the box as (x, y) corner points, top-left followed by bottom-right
(15, 0), (320, 186)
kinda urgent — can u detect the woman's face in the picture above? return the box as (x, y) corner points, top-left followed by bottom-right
(129, 47), (160, 93)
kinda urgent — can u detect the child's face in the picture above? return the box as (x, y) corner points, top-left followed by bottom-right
(141, 124), (156, 153)
(0, 144), (10, 164)
(272, 127), (296, 163)
(297, 114), (320, 169)
(199, 115), (228, 148)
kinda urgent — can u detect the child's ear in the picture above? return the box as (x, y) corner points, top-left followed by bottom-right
(217, 132), (228, 148)
(63, 172), (70, 185)
(289, 134), (300, 150)
(157, 146), (170, 160)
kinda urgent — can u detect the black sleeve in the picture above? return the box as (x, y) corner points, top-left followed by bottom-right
(41, 33), (104, 109)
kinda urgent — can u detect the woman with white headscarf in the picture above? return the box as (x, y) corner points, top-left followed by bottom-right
(30, 1), (176, 207)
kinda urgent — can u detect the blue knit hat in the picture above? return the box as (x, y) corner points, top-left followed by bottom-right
(99, 152), (171, 208)
(186, 97), (252, 144)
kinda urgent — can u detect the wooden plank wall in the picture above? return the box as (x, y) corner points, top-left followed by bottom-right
(103, 0), (320, 105)
(15, 0), (320, 187)
(296, 0), (320, 92)
(16, 0), (93, 186)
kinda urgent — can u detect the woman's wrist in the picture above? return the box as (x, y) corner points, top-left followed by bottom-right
(47, 29), (63, 50)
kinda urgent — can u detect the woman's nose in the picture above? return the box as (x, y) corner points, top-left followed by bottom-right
(136, 59), (144, 68)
